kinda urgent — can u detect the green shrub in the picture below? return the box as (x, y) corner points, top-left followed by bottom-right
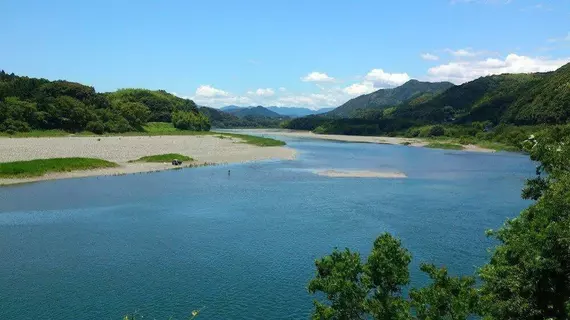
(428, 125), (445, 137)
(105, 118), (132, 133)
(0, 119), (31, 133)
(171, 111), (210, 131)
(86, 121), (105, 134)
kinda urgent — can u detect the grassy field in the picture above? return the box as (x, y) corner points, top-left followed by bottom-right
(424, 142), (464, 150)
(130, 153), (194, 163)
(0, 123), (286, 147)
(0, 158), (118, 178)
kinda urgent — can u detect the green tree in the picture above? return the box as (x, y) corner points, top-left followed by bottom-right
(0, 97), (38, 125)
(479, 129), (570, 320)
(428, 125), (445, 137)
(364, 234), (412, 320)
(51, 96), (96, 131)
(116, 102), (150, 128)
(171, 110), (211, 131)
(410, 264), (479, 320)
(309, 233), (480, 320)
(308, 248), (368, 319)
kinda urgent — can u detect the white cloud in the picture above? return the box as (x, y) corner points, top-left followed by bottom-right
(343, 82), (375, 96)
(195, 85), (229, 98)
(247, 88), (275, 96)
(341, 69), (410, 96)
(428, 53), (570, 84)
(278, 87), (287, 92)
(446, 48), (477, 58)
(365, 69), (411, 88)
(301, 72), (335, 82)
(421, 53), (440, 61)
(170, 92), (190, 99)
(277, 92), (341, 108)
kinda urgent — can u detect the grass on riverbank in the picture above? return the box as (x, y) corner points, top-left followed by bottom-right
(0, 158), (118, 178)
(424, 142), (464, 150)
(130, 153), (194, 163)
(215, 132), (286, 146)
(0, 123), (287, 147)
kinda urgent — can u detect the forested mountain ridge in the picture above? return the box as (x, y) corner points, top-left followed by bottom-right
(0, 70), (210, 134)
(393, 73), (549, 124)
(199, 106), (284, 128)
(266, 106), (334, 117)
(284, 63), (570, 137)
(222, 105), (334, 118)
(506, 62), (570, 124)
(327, 80), (455, 117)
(227, 106), (283, 118)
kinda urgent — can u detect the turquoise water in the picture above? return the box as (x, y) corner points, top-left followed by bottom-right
(0, 136), (534, 319)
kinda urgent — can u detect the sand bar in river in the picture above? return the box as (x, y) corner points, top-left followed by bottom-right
(0, 135), (296, 185)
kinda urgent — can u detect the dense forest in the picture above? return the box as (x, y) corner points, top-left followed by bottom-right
(327, 80), (454, 117)
(308, 125), (570, 319)
(0, 71), (210, 134)
(199, 106), (284, 128)
(284, 62), (570, 149)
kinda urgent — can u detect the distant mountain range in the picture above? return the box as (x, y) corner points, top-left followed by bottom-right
(266, 106), (334, 117)
(223, 106), (283, 119)
(221, 105), (334, 118)
(284, 62), (570, 134)
(326, 80), (455, 117)
(199, 106), (284, 128)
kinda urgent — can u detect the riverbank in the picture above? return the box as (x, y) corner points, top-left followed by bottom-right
(0, 135), (295, 185)
(233, 129), (497, 153)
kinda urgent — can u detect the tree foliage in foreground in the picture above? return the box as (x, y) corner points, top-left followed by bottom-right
(309, 127), (570, 319)
(309, 234), (478, 320)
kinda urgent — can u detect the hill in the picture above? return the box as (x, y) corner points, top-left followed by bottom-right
(106, 88), (198, 122)
(221, 105), (334, 118)
(327, 80), (455, 117)
(393, 73), (548, 124)
(266, 106), (334, 117)
(0, 70), (209, 134)
(220, 105), (242, 112)
(505, 62), (570, 124)
(283, 62), (570, 147)
(199, 106), (284, 128)
(226, 106), (283, 119)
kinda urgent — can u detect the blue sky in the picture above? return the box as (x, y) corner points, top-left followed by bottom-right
(1, 0), (569, 109)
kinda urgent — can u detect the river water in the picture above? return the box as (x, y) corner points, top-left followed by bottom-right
(0, 135), (534, 319)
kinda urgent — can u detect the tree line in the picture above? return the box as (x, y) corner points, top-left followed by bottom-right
(0, 71), (210, 134)
(309, 125), (570, 319)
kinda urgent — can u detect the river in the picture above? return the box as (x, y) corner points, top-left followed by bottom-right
(0, 134), (534, 319)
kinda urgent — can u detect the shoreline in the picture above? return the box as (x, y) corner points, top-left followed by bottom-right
(234, 129), (496, 153)
(0, 135), (296, 186)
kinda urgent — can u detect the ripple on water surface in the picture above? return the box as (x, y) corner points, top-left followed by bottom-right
(0, 137), (535, 319)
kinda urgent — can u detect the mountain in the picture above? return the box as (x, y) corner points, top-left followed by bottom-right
(283, 62), (570, 137)
(505, 62), (570, 124)
(0, 70), (207, 134)
(220, 106), (335, 118)
(225, 106), (283, 119)
(327, 80), (455, 117)
(266, 106), (334, 117)
(393, 63), (570, 125)
(199, 106), (283, 128)
(393, 73), (551, 124)
(220, 105), (242, 112)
